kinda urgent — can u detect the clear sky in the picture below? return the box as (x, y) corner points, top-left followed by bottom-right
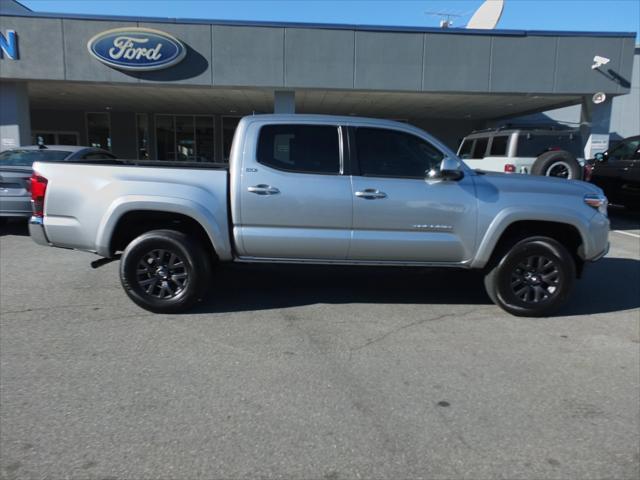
(19, 0), (640, 40)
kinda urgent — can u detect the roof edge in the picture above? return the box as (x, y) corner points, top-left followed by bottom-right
(0, 9), (636, 39)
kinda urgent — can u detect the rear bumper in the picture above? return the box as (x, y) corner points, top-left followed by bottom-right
(0, 196), (31, 217)
(29, 216), (50, 246)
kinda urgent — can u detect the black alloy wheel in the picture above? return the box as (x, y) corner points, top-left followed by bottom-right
(484, 236), (576, 317)
(120, 229), (212, 313)
(509, 254), (560, 304)
(136, 249), (189, 300)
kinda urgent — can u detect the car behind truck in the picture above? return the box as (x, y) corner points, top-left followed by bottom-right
(29, 114), (610, 317)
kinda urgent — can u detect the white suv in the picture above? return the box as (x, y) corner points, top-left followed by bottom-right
(458, 126), (586, 179)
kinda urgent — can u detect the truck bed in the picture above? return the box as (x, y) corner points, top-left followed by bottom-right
(32, 160), (232, 259)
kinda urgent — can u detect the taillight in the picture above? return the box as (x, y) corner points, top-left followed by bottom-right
(504, 164), (516, 173)
(30, 173), (48, 217)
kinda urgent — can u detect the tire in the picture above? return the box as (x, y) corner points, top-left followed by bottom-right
(531, 150), (582, 179)
(119, 229), (212, 313)
(483, 236), (576, 317)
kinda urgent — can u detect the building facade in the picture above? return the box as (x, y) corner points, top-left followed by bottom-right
(1, 0), (637, 160)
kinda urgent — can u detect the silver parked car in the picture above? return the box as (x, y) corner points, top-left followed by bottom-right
(0, 145), (115, 222)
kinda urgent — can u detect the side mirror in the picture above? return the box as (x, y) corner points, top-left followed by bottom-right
(594, 152), (605, 162)
(428, 157), (464, 181)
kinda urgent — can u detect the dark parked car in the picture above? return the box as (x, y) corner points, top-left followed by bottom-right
(0, 145), (115, 222)
(590, 135), (640, 211)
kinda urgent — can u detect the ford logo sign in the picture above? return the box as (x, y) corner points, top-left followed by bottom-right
(87, 27), (186, 71)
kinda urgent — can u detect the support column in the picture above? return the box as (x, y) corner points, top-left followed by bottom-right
(0, 82), (31, 151)
(274, 90), (295, 114)
(580, 96), (612, 158)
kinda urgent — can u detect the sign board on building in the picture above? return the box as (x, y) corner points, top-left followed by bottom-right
(0, 30), (19, 59)
(87, 27), (186, 71)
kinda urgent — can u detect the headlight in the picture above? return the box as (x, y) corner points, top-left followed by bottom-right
(584, 193), (608, 216)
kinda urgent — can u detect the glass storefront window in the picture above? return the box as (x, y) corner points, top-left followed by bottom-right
(175, 116), (195, 161)
(136, 114), (150, 160)
(33, 131), (79, 146)
(87, 113), (111, 150)
(222, 116), (240, 162)
(156, 115), (176, 161)
(155, 115), (215, 162)
(195, 116), (214, 162)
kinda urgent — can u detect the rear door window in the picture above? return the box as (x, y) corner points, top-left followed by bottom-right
(471, 138), (489, 159)
(489, 136), (509, 156)
(82, 152), (117, 160)
(0, 150), (70, 166)
(257, 124), (340, 174)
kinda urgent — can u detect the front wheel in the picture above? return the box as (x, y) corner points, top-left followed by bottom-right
(119, 229), (212, 313)
(484, 236), (576, 317)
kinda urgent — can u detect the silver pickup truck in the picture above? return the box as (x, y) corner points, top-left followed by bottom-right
(29, 114), (610, 317)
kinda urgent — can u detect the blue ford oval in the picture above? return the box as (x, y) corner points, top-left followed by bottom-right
(87, 27), (186, 71)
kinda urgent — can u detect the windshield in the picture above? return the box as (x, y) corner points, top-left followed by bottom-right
(0, 149), (72, 166)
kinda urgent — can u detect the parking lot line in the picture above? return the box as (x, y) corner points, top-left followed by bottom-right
(612, 230), (640, 239)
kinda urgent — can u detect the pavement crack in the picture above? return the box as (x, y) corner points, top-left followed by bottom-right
(349, 308), (480, 355)
(1, 303), (108, 315)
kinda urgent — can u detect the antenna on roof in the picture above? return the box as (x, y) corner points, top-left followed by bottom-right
(424, 11), (463, 29)
(466, 0), (505, 29)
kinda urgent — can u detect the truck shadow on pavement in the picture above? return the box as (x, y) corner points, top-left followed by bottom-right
(194, 256), (640, 317)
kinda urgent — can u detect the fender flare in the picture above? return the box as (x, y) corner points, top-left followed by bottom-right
(471, 207), (593, 269)
(94, 195), (232, 260)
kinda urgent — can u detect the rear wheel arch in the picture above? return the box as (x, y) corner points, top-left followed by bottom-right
(108, 210), (218, 266)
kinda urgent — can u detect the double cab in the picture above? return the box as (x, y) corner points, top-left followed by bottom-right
(29, 115), (610, 317)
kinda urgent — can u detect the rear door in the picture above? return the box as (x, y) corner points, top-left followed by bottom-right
(349, 126), (477, 263)
(237, 123), (353, 260)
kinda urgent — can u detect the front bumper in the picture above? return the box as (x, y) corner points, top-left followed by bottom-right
(29, 216), (50, 246)
(590, 241), (610, 262)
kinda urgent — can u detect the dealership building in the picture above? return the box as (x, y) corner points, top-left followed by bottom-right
(1, 0), (637, 161)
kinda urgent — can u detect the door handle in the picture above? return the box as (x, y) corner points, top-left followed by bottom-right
(355, 188), (387, 200)
(248, 184), (280, 195)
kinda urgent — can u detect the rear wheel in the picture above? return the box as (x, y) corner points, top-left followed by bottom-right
(119, 229), (212, 313)
(484, 236), (575, 317)
(531, 151), (581, 179)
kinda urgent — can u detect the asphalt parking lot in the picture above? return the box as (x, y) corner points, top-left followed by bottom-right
(1, 209), (639, 480)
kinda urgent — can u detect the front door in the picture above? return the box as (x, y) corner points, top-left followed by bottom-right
(593, 137), (640, 204)
(237, 123), (353, 260)
(349, 126), (477, 263)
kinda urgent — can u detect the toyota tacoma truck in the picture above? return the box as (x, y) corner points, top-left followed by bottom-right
(28, 114), (610, 317)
